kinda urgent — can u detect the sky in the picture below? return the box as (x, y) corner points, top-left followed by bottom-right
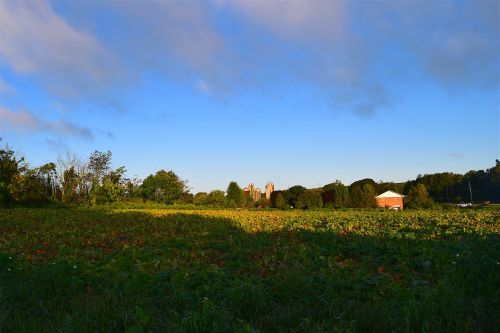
(0, 0), (499, 193)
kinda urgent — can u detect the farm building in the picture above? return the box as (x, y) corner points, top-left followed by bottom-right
(375, 190), (405, 210)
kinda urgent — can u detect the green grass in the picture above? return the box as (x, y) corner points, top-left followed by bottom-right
(0, 208), (499, 332)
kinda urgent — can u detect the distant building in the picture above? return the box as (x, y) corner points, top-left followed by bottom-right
(254, 188), (262, 201)
(375, 190), (405, 210)
(244, 182), (263, 201)
(265, 182), (275, 200)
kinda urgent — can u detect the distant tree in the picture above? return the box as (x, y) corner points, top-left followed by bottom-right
(349, 183), (377, 208)
(0, 145), (25, 206)
(275, 192), (286, 210)
(323, 180), (349, 208)
(406, 184), (433, 208)
(243, 195), (255, 208)
(270, 190), (283, 208)
(18, 163), (61, 205)
(257, 197), (269, 208)
(141, 170), (186, 204)
(88, 150), (112, 186)
(193, 192), (208, 205)
(94, 166), (127, 205)
(284, 185), (307, 208)
(38, 162), (57, 199)
(206, 190), (227, 207)
(177, 192), (194, 205)
(296, 190), (323, 209)
(350, 178), (377, 191)
(124, 177), (142, 198)
(377, 181), (405, 195)
(226, 181), (244, 207)
(404, 172), (463, 203)
(61, 166), (79, 204)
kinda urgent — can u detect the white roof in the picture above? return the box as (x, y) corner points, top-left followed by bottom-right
(375, 190), (405, 198)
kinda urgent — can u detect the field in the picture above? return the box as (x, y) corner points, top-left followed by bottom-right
(0, 208), (499, 332)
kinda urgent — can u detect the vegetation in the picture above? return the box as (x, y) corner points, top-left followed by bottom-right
(226, 181), (244, 208)
(0, 208), (498, 332)
(0, 141), (499, 209)
(406, 184), (434, 209)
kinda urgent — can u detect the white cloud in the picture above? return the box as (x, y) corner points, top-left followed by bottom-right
(0, 106), (92, 140)
(0, 0), (498, 118)
(227, 1), (348, 42)
(0, 0), (119, 100)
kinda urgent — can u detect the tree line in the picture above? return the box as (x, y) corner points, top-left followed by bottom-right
(0, 141), (498, 208)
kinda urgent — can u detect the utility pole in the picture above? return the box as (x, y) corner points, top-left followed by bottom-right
(468, 181), (473, 204)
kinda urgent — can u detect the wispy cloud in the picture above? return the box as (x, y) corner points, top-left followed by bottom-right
(0, 106), (93, 140)
(448, 152), (464, 159)
(0, 0), (498, 117)
(0, 0), (120, 101)
(0, 78), (13, 94)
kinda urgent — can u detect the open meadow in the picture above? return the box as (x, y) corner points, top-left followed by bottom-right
(1, 208), (499, 332)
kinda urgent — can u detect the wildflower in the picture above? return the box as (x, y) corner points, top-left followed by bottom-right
(73, 265), (77, 269)
(7, 268), (11, 271)
(8, 257), (12, 260)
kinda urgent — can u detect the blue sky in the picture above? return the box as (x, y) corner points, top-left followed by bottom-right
(0, 0), (499, 193)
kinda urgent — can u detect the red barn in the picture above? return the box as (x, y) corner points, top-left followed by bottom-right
(375, 190), (405, 210)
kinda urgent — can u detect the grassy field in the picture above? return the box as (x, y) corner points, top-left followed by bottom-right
(0, 208), (499, 332)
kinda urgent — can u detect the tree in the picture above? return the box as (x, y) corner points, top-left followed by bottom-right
(177, 192), (194, 205)
(193, 192), (208, 205)
(226, 181), (244, 207)
(284, 185), (307, 208)
(257, 197), (269, 208)
(206, 190), (227, 207)
(322, 181), (349, 208)
(94, 166), (127, 205)
(0, 145), (26, 206)
(406, 184), (433, 208)
(88, 150), (112, 186)
(61, 166), (78, 204)
(349, 183), (376, 208)
(141, 170), (186, 204)
(275, 192), (286, 210)
(38, 162), (57, 200)
(296, 190), (323, 209)
(56, 153), (89, 204)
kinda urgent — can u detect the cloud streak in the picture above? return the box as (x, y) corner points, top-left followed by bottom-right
(0, 106), (93, 140)
(0, 0), (498, 117)
(0, 0), (120, 101)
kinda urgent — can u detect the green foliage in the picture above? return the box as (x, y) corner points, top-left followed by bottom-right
(88, 150), (112, 186)
(322, 180), (349, 208)
(226, 181), (244, 207)
(406, 184), (434, 209)
(274, 192), (286, 209)
(61, 166), (78, 204)
(141, 170), (186, 204)
(193, 192), (208, 206)
(0, 208), (498, 332)
(349, 183), (377, 208)
(284, 185), (306, 208)
(206, 190), (227, 207)
(257, 197), (269, 208)
(296, 190), (323, 209)
(0, 145), (25, 206)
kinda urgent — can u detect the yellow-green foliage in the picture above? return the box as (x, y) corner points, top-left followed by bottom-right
(0, 208), (499, 332)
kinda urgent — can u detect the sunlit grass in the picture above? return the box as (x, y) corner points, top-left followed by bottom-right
(0, 208), (498, 332)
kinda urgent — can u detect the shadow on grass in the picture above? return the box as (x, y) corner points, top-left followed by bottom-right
(0, 209), (499, 332)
